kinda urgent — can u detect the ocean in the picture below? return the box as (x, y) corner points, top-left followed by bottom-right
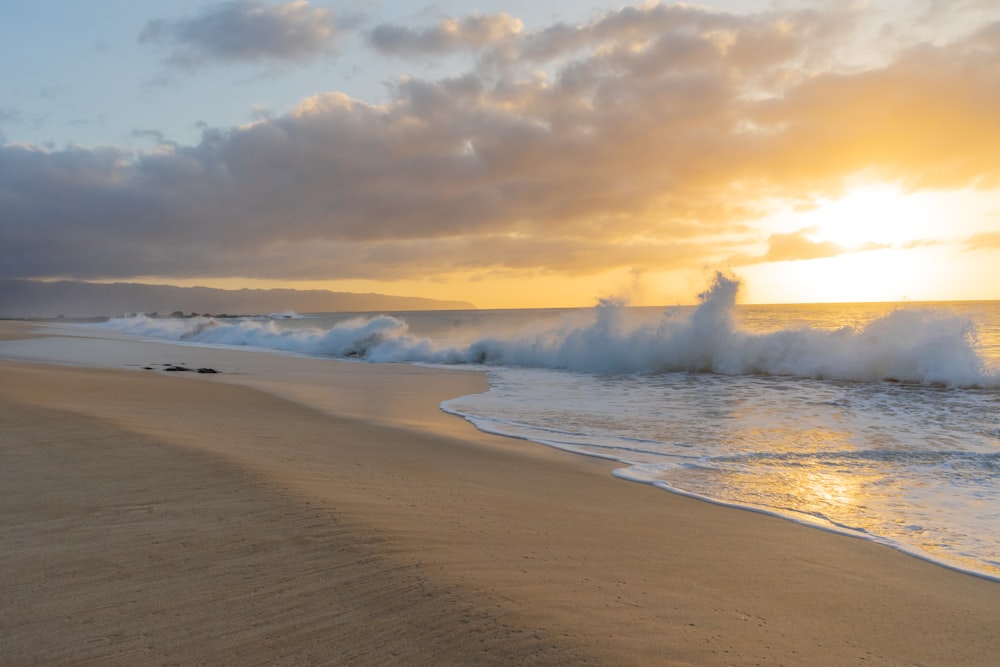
(87, 274), (1000, 580)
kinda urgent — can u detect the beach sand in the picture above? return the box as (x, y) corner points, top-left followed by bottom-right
(2, 320), (1000, 665)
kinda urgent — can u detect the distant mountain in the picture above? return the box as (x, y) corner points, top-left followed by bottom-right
(0, 280), (475, 318)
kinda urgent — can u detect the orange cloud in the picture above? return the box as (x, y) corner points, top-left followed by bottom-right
(763, 232), (846, 262)
(747, 23), (1000, 192)
(727, 229), (892, 267)
(964, 231), (1000, 251)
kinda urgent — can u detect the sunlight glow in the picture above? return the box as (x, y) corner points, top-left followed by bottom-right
(797, 184), (940, 248)
(736, 183), (1000, 304)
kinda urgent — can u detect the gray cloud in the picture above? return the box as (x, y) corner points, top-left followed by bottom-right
(3, 3), (999, 285)
(129, 129), (172, 145)
(0, 108), (22, 124)
(140, 0), (342, 67)
(0, 106), (46, 134)
(370, 13), (523, 57)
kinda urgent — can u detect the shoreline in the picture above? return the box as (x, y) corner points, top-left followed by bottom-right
(3, 320), (1000, 664)
(450, 400), (1000, 585)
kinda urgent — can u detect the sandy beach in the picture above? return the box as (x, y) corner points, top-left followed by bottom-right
(2, 320), (1000, 665)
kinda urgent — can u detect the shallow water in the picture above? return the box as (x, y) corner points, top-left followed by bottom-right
(442, 367), (1000, 578)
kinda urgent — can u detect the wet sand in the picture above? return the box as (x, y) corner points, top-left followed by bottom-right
(2, 320), (1000, 665)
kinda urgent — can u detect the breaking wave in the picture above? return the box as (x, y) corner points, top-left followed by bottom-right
(95, 272), (999, 388)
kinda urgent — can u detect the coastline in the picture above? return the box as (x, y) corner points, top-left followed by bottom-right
(3, 320), (1000, 665)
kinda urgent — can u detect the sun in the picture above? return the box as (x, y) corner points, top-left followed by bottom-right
(798, 183), (938, 249)
(739, 181), (966, 304)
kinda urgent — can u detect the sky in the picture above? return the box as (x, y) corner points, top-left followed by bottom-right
(1, 0), (999, 308)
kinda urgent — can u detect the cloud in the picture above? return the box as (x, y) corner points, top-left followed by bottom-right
(518, 3), (830, 65)
(0, 108), (21, 124)
(129, 129), (172, 145)
(761, 231), (847, 262)
(3, 3), (1000, 285)
(370, 13), (523, 56)
(964, 231), (1000, 251)
(0, 106), (46, 134)
(900, 238), (944, 250)
(747, 20), (1000, 191)
(727, 229), (892, 266)
(140, 0), (342, 67)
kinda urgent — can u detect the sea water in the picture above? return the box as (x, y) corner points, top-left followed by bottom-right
(89, 274), (1000, 580)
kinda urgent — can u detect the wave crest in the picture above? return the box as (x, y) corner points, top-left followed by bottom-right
(94, 272), (999, 388)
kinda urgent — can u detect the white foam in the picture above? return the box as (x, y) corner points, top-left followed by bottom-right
(92, 272), (999, 388)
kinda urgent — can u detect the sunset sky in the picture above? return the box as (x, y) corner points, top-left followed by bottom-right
(1, 0), (998, 308)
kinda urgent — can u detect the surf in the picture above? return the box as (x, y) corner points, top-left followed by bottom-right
(94, 272), (1000, 388)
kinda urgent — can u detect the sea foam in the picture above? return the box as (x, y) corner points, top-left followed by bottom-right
(95, 273), (999, 388)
